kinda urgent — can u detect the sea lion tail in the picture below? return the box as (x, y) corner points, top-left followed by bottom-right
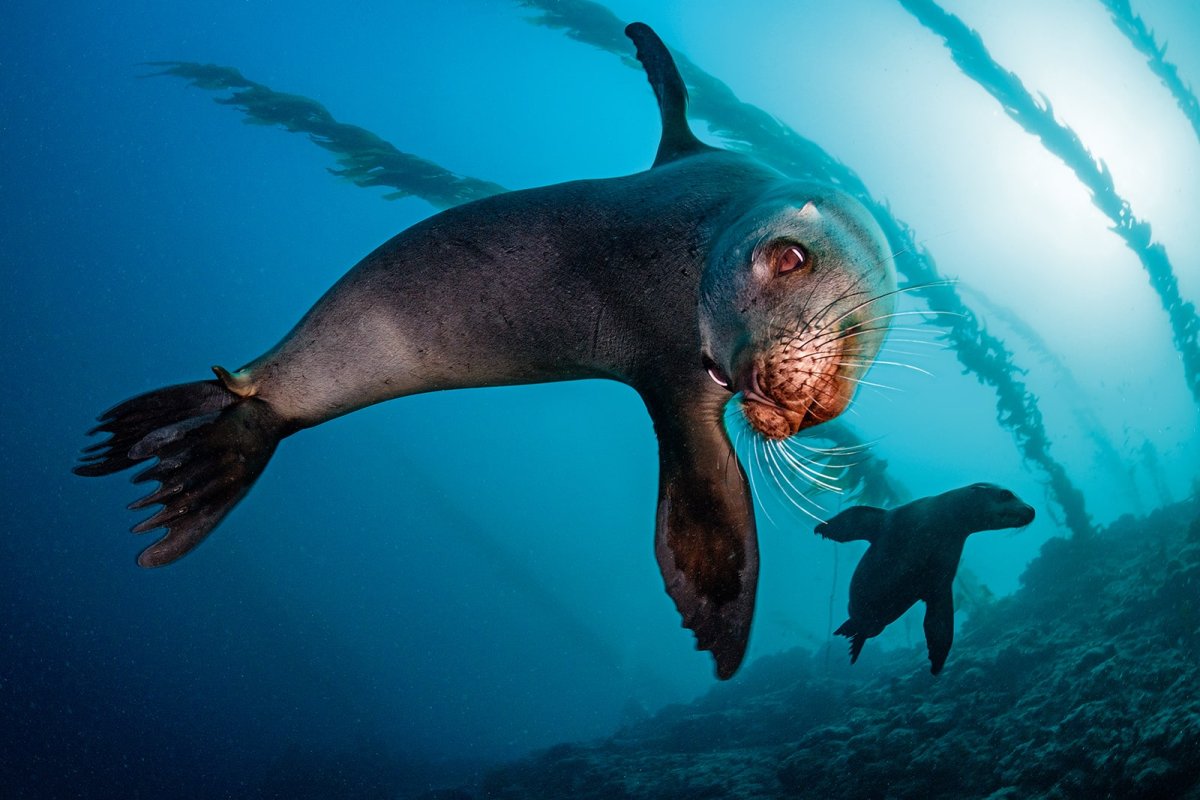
(833, 619), (868, 664)
(74, 369), (287, 567)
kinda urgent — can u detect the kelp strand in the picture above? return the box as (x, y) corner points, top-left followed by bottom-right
(1099, 0), (1200, 145)
(898, 0), (1200, 409)
(144, 62), (507, 208)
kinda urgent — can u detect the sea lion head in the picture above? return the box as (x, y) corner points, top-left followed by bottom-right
(952, 483), (1037, 532)
(699, 183), (897, 439)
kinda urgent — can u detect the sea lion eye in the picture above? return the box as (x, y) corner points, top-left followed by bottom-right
(775, 245), (809, 276)
(701, 354), (732, 391)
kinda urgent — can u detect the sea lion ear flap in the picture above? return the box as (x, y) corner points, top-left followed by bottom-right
(624, 22), (714, 167)
(815, 505), (887, 544)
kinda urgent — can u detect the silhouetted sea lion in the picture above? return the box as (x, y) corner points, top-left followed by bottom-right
(817, 483), (1035, 674)
(75, 24), (896, 679)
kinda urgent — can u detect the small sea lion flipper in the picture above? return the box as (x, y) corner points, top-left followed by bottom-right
(815, 505), (888, 544)
(642, 385), (757, 680)
(923, 588), (955, 675)
(624, 22), (714, 167)
(833, 619), (868, 664)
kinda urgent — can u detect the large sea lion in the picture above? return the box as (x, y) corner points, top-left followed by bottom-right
(75, 24), (897, 679)
(817, 483), (1036, 674)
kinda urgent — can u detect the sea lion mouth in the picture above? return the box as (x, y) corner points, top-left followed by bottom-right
(738, 357), (851, 440)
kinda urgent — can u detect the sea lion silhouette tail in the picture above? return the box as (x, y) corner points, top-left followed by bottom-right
(833, 619), (868, 664)
(74, 368), (287, 567)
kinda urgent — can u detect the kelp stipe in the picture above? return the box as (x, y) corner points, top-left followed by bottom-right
(144, 62), (507, 208)
(898, 0), (1200, 409)
(957, 283), (1134, 504)
(1099, 0), (1200, 145)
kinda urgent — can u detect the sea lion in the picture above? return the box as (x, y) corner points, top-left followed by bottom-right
(75, 24), (897, 679)
(817, 483), (1036, 674)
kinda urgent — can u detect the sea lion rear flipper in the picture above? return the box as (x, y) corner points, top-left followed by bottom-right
(815, 505), (887, 544)
(75, 372), (286, 567)
(624, 22), (714, 167)
(923, 588), (955, 675)
(642, 385), (757, 680)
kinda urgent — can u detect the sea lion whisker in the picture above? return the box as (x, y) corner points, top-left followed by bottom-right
(761, 442), (811, 514)
(779, 435), (862, 466)
(766, 281), (849, 344)
(838, 374), (901, 392)
(876, 345), (945, 359)
(783, 263), (840, 337)
(790, 435), (879, 454)
(839, 309), (967, 330)
(818, 310), (965, 345)
(801, 327), (945, 353)
(779, 446), (860, 472)
(813, 280), (953, 332)
(880, 335), (952, 345)
(766, 443), (832, 516)
(772, 443), (842, 498)
(773, 442), (845, 488)
(793, 267), (877, 333)
(828, 359), (935, 377)
(748, 437), (778, 527)
(794, 327), (880, 349)
(768, 444), (835, 508)
(806, 281), (876, 331)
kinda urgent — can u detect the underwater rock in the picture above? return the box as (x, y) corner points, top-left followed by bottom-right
(473, 496), (1200, 799)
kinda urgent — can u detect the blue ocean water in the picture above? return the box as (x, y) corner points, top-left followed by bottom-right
(2, 0), (1198, 796)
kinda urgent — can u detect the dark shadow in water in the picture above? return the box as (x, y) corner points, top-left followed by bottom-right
(898, 0), (1200, 409)
(1100, 0), (1200, 145)
(143, 62), (507, 208)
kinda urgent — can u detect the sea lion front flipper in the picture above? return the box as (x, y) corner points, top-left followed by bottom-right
(815, 505), (887, 544)
(923, 588), (955, 675)
(624, 22), (715, 167)
(642, 385), (757, 680)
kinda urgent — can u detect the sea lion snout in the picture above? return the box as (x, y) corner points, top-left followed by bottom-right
(737, 340), (854, 439)
(962, 483), (1036, 532)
